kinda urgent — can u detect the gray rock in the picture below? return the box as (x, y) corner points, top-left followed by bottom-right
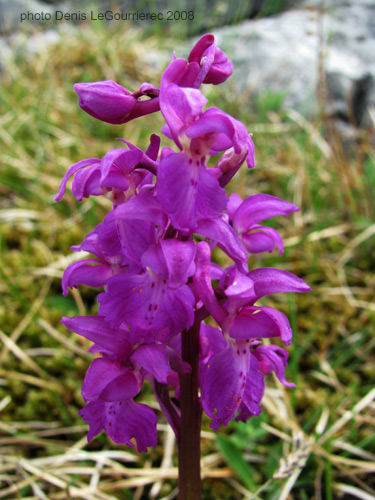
(206, 0), (375, 130)
(0, 0), (53, 33)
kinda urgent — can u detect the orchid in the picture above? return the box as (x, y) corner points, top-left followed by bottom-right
(56, 34), (310, 499)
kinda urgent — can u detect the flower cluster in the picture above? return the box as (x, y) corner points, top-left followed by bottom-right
(57, 34), (310, 452)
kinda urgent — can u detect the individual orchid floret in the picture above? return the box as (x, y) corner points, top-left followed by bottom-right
(222, 266), (311, 346)
(55, 135), (159, 204)
(62, 315), (189, 451)
(211, 147), (250, 187)
(188, 33), (233, 86)
(61, 213), (125, 296)
(159, 73), (253, 169)
(62, 258), (113, 297)
(227, 193), (299, 255)
(185, 107), (254, 168)
(201, 338), (265, 429)
(157, 83), (256, 232)
(253, 344), (296, 388)
(193, 242), (309, 428)
(74, 80), (160, 125)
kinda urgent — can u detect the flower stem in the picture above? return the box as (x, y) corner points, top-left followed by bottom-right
(178, 317), (202, 500)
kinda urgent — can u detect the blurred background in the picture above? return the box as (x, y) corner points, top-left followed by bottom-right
(1, 1), (374, 499)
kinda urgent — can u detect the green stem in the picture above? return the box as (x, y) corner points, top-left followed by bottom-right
(178, 316), (202, 500)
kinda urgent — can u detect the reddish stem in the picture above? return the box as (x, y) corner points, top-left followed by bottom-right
(178, 316), (202, 500)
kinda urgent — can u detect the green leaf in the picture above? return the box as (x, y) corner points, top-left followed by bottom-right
(216, 434), (256, 491)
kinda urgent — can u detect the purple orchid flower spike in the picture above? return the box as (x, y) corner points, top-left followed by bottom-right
(56, 33), (310, 498)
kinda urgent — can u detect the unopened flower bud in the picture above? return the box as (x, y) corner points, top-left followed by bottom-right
(188, 34), (233, 86)
(74, 81), (137, 124)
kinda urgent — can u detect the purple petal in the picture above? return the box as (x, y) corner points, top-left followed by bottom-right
(188, 34), (233, 86)
(74, 81), (137, 124)
(157, 152), (198, 230)
(190, 36), (233, 86)
(61, 316), (132, 359)
(72, 164), (104, 201)
(141, 240), (196, 289)
(254, 345), (295, 388)
(79, 400), (105, 442)
(187, 108), (248, 155)
(205, 48), (233, 85)
(196, 167), (228, 220)
(247, 267), (311, 301)
(226, 305), (293, 345)
(214, 148), (248, 187)
(98, 270), (195, 343)
(196, 218), (247, 273)
(131, 344), (189, 384)
(242, 225), (284, 255)
(232, 194), (299, 233)
(199, 323), (227, 363)
(201, 340), (250, 429)
(188, 34), (216, 87)
(241, 354), (265, 416)
(55, 158), (100, 202)
(161, 58), (199, 90)
(193, 242), (226, 325)
(79, 400), (157, 452)
(161, 83), (207, 139)
(82, 358), (141, 402)
(62, 259), (112, 296)
(94, 212), (123, 258)
(114, 191), (168, 264)
(100, 148), (143, 190)
(227, 193), (243, 220)
(223, 269), (254, 311)
(145, 134), (161, 161)
(186, 109), (235, 148)
(157, 153), (227, 231)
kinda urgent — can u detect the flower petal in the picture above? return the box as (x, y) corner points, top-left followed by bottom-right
(247, 267), (311, 300)
(55, 158), (100, 202)
(157, 153), (226, 231)
(98, 271), (195, 343)
(254, 345), (296, 387)
(241, 354), (265, 416)
(141, 239), (196, 289)
(79, 400), (157, 452)
(196, 218), (247, 273)
(74, 81), (137, 124)
(61, 259), (112, 296)
(242, 225), (284, 255)
(232, 194), (299, 233)
(82, 358), (141, 402)
(201, 340), (249, 429)
(227, 305), (293, 345)
(61, 316), (132, 359)
(193, 242), (226, 325)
